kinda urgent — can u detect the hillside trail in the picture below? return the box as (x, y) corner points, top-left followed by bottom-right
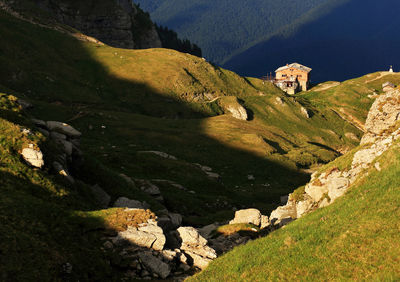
(364, 71), (391, 83)
(313, 81), (340, 92)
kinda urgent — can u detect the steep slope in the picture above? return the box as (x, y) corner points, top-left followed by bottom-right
(0, 3), (393, 280)
(224, 0), (400, 82)
(189, 89), (400, 281)
(136, 0), (342, 63)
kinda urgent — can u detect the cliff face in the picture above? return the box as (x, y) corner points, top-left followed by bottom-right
(13, 0), (162, 49)
(269, 89), (400, 226)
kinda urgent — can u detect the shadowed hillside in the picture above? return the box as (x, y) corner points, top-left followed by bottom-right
(0, 3), (383, 279)
(224, 0), (400, 82)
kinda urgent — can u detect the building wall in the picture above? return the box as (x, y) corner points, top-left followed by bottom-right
(276, 68), (310, 91)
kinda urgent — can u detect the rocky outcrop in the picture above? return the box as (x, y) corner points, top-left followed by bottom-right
(104, 210), (218, 280)
(269, 89), (400, 227)
(7, 0), (161, 49)
(176, 227), (217, 270)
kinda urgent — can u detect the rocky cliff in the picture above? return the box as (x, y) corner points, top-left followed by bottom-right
(269, 88), (400, 226)
(5, 0), (162, 49)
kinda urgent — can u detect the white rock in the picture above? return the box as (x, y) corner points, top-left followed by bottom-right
(305, 182), (329, 203)
(269, 202), (296, 226)
(117, 225), (165, 251)
(260, 215), (270, 229)
(177, 227), (207, 246)
(226, 105), (248, 120)
(229, 208), (262, 226)
(21, 146), (44, 168)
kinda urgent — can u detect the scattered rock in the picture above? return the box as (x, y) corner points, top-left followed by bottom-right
(53, 161), (75, 183)
(198, 223), (219, 239)
(89, 184), (110, 208)
(226, 105), (248, 120)
(115, 221), (166, 251)
(177, 227), (217, 269)
(138, 252), (171, 279)
(138, 151), (177, 160)
(269, 202), (296, 226)
(275, 97), (284, 105)
(114, 197), (145, 209)
(168, 213), (182, 228)
(50, 131), (67, 140)
(31, 118), (46, 127)
(46, 121), (82, 138)
(300, 107), (310, 118)
(21, 145), (44, 168)
(229, 208), (262, 226)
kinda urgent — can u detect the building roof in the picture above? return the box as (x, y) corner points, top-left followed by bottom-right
(275, 63), (312, 73)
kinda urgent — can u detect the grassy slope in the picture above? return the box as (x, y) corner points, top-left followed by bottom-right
(0, 93), (138, 280)
(0, 5), (396, 280)
(190, 140), (400, 281)
(302, 72), (400, 130)
(0, 9), (368, 225)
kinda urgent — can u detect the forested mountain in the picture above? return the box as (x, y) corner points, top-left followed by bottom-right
(137, 0), (400, 82)
(224, 0), (400, 82)
(135, 0), (344, 63)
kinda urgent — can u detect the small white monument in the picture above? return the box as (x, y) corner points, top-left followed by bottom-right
(389, 65), (394, 73)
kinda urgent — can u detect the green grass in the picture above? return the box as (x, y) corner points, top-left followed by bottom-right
(0, 7), (393, 279)
(0, 8), (365, 226)
(189, 142), (400, 281)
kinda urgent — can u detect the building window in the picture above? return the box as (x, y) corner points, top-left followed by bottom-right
(282, 74), (287, 77)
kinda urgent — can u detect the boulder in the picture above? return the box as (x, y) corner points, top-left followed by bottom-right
(198, 223), (219, 239)
(138, 252), (170, 279)
(50, 131), (66, 140)
(226, 105), (248, 120)
(269, 202), (296, 226)
(46, 121), (81, 138)
(168, 213), (182, 228)
(136, 179), (161, 195)
(53, 161), (75, 183)
(31, 118), (46, 127)
(176, 227), (217, 269)
(300, 107), (310, 118)
(116, 224), (166, 251)
(229, 208), (262, 226)
(21, 146), (44, 168)
(89, 184), (110, 208)
(260, 215), (270, 229)
(177, 227), (207, 247)
(113, 197), (144, 209)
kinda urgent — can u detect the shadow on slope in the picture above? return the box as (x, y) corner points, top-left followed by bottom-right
(0, 8), (314, 279)
(224, 0), (400, 83)
(0, 6), (310, 229)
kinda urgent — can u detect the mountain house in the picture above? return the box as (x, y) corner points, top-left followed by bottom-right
(274, 63), (312, 94)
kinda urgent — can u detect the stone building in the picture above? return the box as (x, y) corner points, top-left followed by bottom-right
(275, 63), (312, 94)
